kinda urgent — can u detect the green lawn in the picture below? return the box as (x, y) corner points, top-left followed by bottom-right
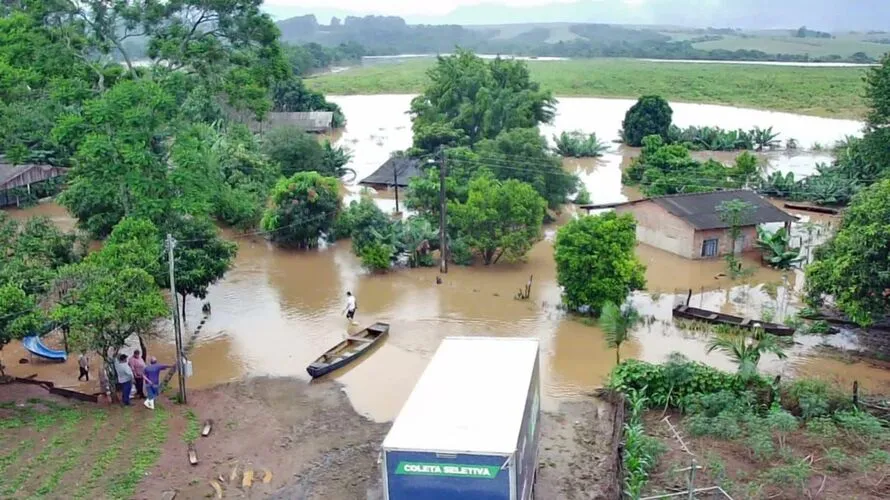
(308, 58), (869, 119)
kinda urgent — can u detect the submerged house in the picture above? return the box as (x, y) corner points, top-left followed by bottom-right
(0, 163), (67, 207)
(358, 157), (422, 190)
(581, 190), (797, 259)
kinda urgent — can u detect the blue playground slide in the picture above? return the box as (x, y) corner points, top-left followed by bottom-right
(22, 336), (67, 362)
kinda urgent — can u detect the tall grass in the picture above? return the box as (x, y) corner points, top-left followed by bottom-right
(308, 58), (867, 118)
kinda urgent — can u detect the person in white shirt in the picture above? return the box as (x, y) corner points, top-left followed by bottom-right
(344, 291), (357, 325)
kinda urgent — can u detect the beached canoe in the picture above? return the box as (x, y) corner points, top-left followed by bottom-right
(306, 322), (390, 378)
(672, 305), (795, 337)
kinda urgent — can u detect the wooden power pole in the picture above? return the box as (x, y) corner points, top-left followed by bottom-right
(438, 151), (448, 273)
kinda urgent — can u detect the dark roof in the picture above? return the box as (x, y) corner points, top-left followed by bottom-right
(650, 190), (797, 230)
(580, 190), (797, 230)
(0, 163), (64, 188)
(359, 157), (422, 187)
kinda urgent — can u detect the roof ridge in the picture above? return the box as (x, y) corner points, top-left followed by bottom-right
(647, 188), (752, 201)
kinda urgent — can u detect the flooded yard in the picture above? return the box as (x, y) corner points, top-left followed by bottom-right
(5, 95), (888, 427)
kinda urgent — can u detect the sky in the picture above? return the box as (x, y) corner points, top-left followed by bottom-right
(263, 0), (639, 17)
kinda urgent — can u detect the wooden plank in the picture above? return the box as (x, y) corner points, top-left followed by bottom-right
(783, 202), (839, 215)
(706, 314), (718, 320)
(740, 318), (752, 326)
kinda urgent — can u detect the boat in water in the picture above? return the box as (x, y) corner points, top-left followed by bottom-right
(306, 322), (390, 378)
(672, 305), (795, 336)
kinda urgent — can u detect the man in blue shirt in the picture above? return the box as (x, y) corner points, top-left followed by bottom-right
(143, 357), (171, 410)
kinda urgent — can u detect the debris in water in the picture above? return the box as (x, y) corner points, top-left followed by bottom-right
(263, 469), (273, 484)
(210, 480), (223, 498)
(242, 469), (254, 488)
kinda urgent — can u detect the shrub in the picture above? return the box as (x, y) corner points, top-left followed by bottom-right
(553, 130), (608, 158)
(784, 379), (848, 419)
(762, 459), (813, 494)
(574, 185), (592, 205)
(765, 407), (798, 449)
(834, 409), (887, 445)
(688, 411), (744, 439)
(360, 243), (393, 272)
(805, 417), (839, 439)
(448, 237), (474, 266)
(746, 430), (776, 461)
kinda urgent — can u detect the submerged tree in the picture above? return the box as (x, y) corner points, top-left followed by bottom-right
(621, 95), (673, 147)
(554, 212), (646, 316)
(261, 172), (340, 249)
(449, 176), (546, 265)
(717, 199), (755, 279)
(600, 301), (641, 364)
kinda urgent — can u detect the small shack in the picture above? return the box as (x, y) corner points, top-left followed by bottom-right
(358, 157), (422, 190)
(582, 190), (797, 259)
(0, 163), (67, 207)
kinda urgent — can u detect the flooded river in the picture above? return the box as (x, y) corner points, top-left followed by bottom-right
(6, 96), (889, 422)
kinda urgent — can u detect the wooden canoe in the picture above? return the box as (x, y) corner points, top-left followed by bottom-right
(672, 305), (795, 337)
(306, 322), (390, 378)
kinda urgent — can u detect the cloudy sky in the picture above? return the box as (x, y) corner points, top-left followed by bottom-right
(263, 0), (644, 17)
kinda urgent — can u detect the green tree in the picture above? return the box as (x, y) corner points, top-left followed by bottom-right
(262, 126), (327, 177)
(474, 127), (578, 208)
(335, 196), (394, 254)
(450, 176), (546, 265)
(806, 180), (890, 325)
(600, 300), (641, 364)
(706, 329), (787, 378)
(272, 76), (346, 127)
(717, 199), (755, 278)
(621, 95), (673, 147)
(554, 212), (646, 315)
(409, 50), (556, 154)
(53, 218), (168, 368)
(553, 130), (608, 158)
(261, 172), (340, 249)
(161, 215), (237, 318)
(0, 283), (44, 375)
(360, 242), (394, 273)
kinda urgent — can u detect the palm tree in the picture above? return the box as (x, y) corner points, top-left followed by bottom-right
(600, 301), (641, 364)
(706, 329), (787, 378)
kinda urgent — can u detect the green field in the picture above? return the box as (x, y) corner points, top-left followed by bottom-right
(692, 35), (889, 59)
(307, 58), (868, 119)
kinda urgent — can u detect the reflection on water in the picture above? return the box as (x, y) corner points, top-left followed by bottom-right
(3, 97), (886, 422)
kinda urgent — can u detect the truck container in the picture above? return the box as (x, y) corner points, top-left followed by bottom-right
(382, 337), (541, 500)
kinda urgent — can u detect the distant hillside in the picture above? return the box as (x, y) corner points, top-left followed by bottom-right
(267, 0), (890, 32)
(275, 16), (889, 62)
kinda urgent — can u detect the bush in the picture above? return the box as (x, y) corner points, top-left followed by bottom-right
(746, 430), (776, 461)
(260, 172), (340, 249)
(784, 379), (849, 419)
(449, 237), (474, 266)
(834, 409), (887, 444)
(805, 417), (839, 439)
(553, 130), (608, 157)
(574, 185), (592, 205)
(688, 411), (744, 439)
(608, 359), (751, 411)
(360, 243), (393, 272)
(621, 95), (673, 147)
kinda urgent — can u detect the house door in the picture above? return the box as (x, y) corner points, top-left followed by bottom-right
(701, 238), (719, 258)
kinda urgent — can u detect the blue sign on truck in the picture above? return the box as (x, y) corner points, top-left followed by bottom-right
(382, 337), (541, 500)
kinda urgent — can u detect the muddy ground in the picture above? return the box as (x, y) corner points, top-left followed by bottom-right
(139, 377), (621, 500)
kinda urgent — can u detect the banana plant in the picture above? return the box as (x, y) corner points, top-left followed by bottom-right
(755, 226), (802, 269)
(753, 126), (781, 151)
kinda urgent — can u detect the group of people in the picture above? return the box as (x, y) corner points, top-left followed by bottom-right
(79, 350), (170, 409)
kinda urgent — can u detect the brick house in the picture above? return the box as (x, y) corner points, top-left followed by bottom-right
(581, 190), (797, 259)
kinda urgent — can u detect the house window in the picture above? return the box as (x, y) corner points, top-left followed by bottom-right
(702, 238), (719, 257)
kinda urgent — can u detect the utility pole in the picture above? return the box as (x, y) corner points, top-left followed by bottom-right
(166, 234), (187, 404)
(393, 162), (400, 214)
(438, 151), (448, 274)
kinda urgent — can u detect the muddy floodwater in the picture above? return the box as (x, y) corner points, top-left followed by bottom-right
(6, 96), (889, 423)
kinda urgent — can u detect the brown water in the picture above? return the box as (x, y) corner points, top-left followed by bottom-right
(4, 97), (886, 422)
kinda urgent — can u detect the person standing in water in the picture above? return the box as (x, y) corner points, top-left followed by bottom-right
(344, 291), (357, 325)
(142, 357), (171, 410)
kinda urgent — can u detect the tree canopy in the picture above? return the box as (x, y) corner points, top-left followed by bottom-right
(805, 180), (890, 326)
(621, 96), (673, 147)
(449, 176), (546, 265)
(261, 172), (341, 248)
(409, 50), (556, 155)
(554, 212), (647, 315)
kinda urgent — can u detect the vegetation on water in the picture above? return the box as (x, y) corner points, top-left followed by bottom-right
(599, 301), (642, 364)
(308, 58), (868, 119)
(262, 126), (352, 178)
(610, 354), (889, 498)
(668, 125), (782, 152)
(755, 227), (802, 270)
(621, 95), (673, 147)
(717, 199), (756, 279)
(623, 136), (760, 197)
(552, 130), (608, 158)
(554, 212), (646, 316)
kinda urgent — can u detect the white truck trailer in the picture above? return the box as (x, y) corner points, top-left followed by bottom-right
(381, 337), (541, 500)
